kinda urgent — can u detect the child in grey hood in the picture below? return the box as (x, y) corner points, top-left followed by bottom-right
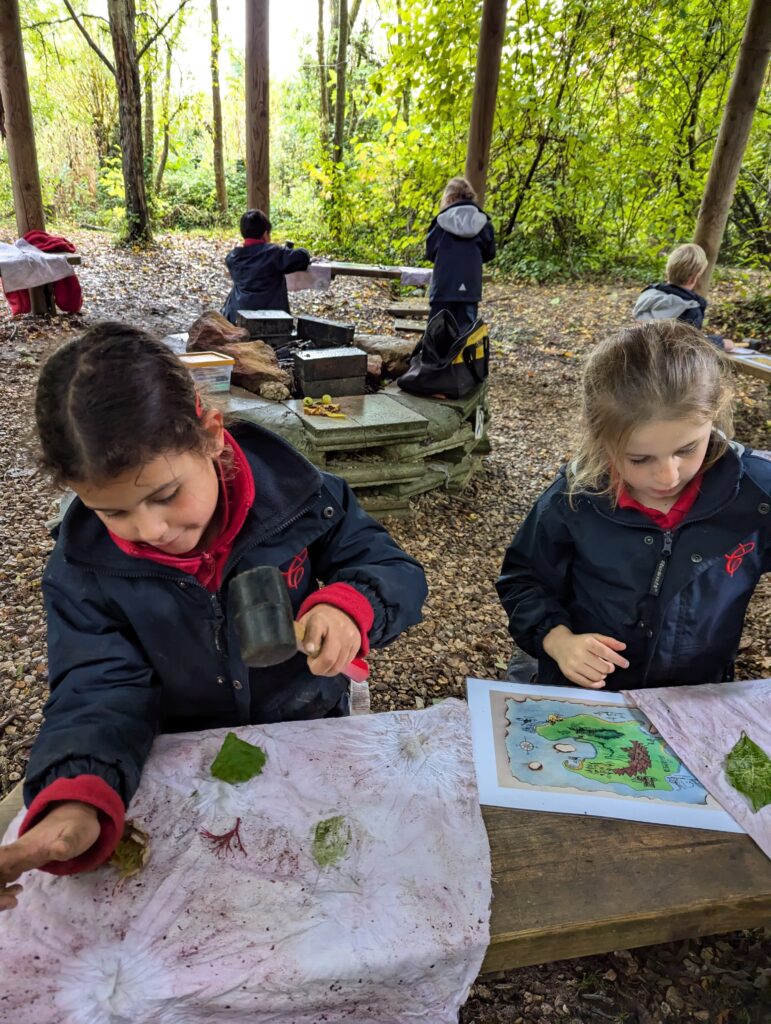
(425, 177), (496, 332)
(632, 243), (733, 351)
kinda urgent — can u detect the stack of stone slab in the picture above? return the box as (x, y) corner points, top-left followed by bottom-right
(237, 310), (295, 348)
(219, 382), (490, 519)
(296, 316), (355, 348)
(293, 347), (367, 398)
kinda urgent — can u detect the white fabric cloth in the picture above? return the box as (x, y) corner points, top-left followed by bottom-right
(400, 267), (433, 287)
(0, 700), (491, 1023)
(286, 264), (333, 292)
(0, 238), (75, 291)
(627, 679), (771, 858)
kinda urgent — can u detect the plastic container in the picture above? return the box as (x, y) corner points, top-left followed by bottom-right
(179, 351), (235, 393)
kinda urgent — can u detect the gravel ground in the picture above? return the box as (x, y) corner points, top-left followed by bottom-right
(0, 232), (768, 1022)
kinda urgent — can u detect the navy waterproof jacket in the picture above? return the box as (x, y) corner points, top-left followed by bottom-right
(221, 242), (310, 323)
(496, 443), (771, 691)
(425, 202), (496, 304)
(24, 423), (427, 809)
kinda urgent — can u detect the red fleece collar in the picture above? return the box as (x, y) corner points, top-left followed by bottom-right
(242, 237), (267, 246)
(108, 432), (256, 591)
(618, 472), (703, 530)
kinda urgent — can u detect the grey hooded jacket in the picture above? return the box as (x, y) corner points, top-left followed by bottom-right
(633, 283), (707, 329)
(425, 201), (496, 303)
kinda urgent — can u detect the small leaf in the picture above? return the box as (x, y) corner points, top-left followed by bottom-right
(210, 732), (267, 784)
(311, 815), (351, 867)
(725, 732), (771, 813)
(108, 820), (151, 880)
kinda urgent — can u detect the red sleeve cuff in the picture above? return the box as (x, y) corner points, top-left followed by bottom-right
(298, 582), (374, 657)
(19, 775), (125, 876)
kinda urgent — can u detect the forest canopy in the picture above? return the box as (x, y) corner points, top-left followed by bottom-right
(4, 0), (770, 278)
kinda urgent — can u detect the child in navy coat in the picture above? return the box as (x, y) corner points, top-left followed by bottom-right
(425, 177), (496, 332)
(222, 209), (311, 323)
(0, 323), (426, 909)
(498, 321), (769, 691)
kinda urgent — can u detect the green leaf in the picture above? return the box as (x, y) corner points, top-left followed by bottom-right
(311, 815), (351, 867)
(725, 732), (771, 813)
(210, 732), (267, 784)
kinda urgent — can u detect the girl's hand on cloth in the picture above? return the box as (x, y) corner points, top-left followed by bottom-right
(0, 802), (100, 910)
(543, 625), (629, 689)
(298, 604), (361, 677)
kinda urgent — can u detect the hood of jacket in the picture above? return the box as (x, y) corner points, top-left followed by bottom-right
(55, 421), (324, 571)
(633, 283), (706, 322)
(436, 202), (488, 239)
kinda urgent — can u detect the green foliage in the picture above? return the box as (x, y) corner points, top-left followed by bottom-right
(210, 732), (267, 784)
(725, 732), (771, 813)
(4, 0), (769, 278)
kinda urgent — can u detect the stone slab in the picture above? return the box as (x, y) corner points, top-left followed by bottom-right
(385, 380), (488, 421)
(219, 387), (311, 453)
(386, 301), (429, 318)
(393, 319), (426, 333)
(300, 376), (366, 398)
(297, 315), (355, 347)
(237, 310), (295, 337)
(285, 394), (429, 450)
(160, 332), (189, 355)
(324, 460), (424, 488)
(294, 347), (367, 381)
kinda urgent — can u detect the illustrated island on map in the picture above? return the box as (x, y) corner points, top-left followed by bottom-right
(504, 697), (709, 803)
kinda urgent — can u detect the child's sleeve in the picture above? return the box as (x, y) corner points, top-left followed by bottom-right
(495, 488), (575, 657)
(425, 223), (441, 262)
(20, 571), (161, 874)
(279, 247), (311, 275)
(480, 219), (496, 263)
(301, 476), (427, 649)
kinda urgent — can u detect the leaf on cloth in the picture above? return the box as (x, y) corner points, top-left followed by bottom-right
(108, 820), (151, 880)
(724, 732), (771, 813)
(311, 815), (351, 867)
(210, 732), (267, 784)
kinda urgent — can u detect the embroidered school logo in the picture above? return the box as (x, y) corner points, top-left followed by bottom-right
(724, 541), (755, 577)
(281, 548), (308, 590)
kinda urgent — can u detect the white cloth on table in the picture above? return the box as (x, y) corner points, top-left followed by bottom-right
(0, 238), (75, 291)
(286, 263), (333, 292)
(0, 700), (491, 1024)
(400, 267), (432, 287)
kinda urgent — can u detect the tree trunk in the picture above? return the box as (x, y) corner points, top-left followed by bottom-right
(693, 0), (771, 294)
(332, 0), (348, 164)
(317, 0), (330, 150)
(210, 0), (227, 214)
(143, 51), (154, 197)
(155, 43), (172, 192)
(0, 0), (45, 236)
(465, 0), (507, 206)
(107, 0), (151, 241)
(245, 0), (269, 212)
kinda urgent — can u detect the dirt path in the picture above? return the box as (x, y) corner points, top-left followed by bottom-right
(0, 232), (768, 1022)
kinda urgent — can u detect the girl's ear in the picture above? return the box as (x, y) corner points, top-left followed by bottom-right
(200, 408), (226, 457)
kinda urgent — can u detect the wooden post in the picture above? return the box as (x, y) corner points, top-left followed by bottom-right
(693, 0), (771, 295)
(245, 0), (269, 213)
(465, 0), (507, 207)
(0, 0), (51, 312)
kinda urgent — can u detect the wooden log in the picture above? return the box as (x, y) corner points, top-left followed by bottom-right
(465, 0), (508, 205)
(245, 0), (270, 212)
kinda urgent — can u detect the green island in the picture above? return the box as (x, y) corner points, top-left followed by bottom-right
(536, 715), (681, 792)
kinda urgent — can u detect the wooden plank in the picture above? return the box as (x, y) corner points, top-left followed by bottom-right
(482, 806), (771, 972)
(393, 319), (426, 333)
(727, 349), (771, 383)
(386, 302), (429, 318)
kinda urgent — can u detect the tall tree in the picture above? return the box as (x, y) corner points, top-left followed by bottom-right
(332, 0), (349, 164)
(210, 0), (227, 215)
(693, 0), (771, 293)
(245, 0), (269, 211)
(465, 0), (507, 205)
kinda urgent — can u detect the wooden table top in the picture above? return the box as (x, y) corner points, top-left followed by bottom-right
(727, 348), (771, 383)
(482, 805), (771, 972)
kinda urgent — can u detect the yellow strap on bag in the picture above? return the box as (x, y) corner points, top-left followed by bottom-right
(451, 322), (489, 365)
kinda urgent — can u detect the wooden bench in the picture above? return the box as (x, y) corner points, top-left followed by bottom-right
(3, 783), (768, 970)
(726, 348), (771, 384)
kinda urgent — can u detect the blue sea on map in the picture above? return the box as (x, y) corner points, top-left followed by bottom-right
(505, 698), (710, 804)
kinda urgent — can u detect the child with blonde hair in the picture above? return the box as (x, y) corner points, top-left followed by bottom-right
(425, 176), (495, 332)
(497, 321), (769, 691)
(633, 242), (733, 350)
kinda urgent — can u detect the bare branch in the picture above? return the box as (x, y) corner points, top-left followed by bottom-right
(61, 0), (115, 75)
(137, 0), (192, 60)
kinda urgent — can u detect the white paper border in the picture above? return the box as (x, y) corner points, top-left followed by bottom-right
(467, 678), (742, 833)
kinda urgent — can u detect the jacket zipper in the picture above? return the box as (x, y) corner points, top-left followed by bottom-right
(648, 530), (673, 596)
